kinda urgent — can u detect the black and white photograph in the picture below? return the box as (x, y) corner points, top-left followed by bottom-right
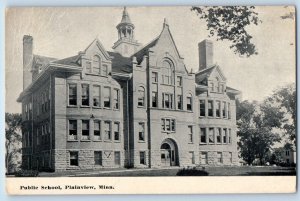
(5, 6), (296, 194)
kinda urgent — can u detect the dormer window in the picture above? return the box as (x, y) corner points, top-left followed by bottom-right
(92, 55), (101, 74)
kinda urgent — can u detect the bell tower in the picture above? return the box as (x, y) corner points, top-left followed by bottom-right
(112, 7), (141, 57)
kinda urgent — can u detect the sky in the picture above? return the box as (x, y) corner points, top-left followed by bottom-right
(5, 6), (295, 113)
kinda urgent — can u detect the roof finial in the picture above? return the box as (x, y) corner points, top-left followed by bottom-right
(163, 18), (169, 27)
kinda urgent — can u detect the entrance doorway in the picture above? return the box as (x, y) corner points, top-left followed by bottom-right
(160, 139), (178, 167)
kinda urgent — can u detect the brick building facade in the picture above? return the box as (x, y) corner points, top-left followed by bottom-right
(18, 8), (240, 171)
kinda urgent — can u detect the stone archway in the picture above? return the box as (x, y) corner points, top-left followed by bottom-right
(160, 138), (179, 167)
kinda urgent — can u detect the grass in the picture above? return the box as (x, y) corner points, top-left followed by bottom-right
(76, 166), (296, 177)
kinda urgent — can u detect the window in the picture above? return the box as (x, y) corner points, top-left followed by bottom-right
(200, 128), (206, 143)
(217, 152), (223, 164)
(177, 95), (182, 110)
(92, 55), (101, 74)
(177, 76), (182, 87)
(216, 128), (221, 143)
(93, 85), (100, 107)
(209, 82), (214, 92)
(104, 121), (111, 140)
(286, 150), (290, 156)
(94, 151), (102, 165)
(221, 84), (225, 93)
(140, 152), (146, 165)
(228, 129), (231, 143)
(94, 120), (101, 140)
(69, 84), (77, 106)
(223, 128), (227, 144)
(188, 126), (193, 143)
(229, 152), (233, 163)
(70, 152), (78, 166)
(216, 101), (221, 117)
(102, 64), (108, 76)
(216, 83), (220, 92)
(114, 151), (121, 166)
(163, 93), (173, 109)
(152, 92), (157, 108)
(114, 122), (120, 141)
(228, 103), (231, 119)
(222, 101), (226, 118)
(209, 128), (214, 143)
(152, 72), (158, 83)
(189, 152), (195, 164)
(81, 120), (90, 140)
(200, 152), (208, 164)
(208, 100), (213, 117)
(161, 118), (176, 132)
(113, 89), (119, 109)
(200, 100), (205, 116)
(162, 60), (172, 85)
(86, 61), (92, 73)
(81, 84), (89, 106)
(138, 123), (145, 141)
(187, 94), (192, 111)
(103, 87), (111, 108)
(138, 87), (145, 107)
(69, 120), (77, 140)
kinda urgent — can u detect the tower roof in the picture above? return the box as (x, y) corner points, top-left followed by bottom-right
(117, 7), (134, 27)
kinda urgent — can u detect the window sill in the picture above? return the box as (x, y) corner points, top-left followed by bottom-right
(114, 140), (121, 143)
(67, 140), (79, 142)
(104, 140), (112, 143)
(199, 143), (207, 145)
(188, 142), (194, 144)
(113, 108), (120, 111)
(161, 83), (174, 87)
(162, 131), (176, 134)
(93, 139), (102, 142)
(103, 107), (111, 110)
(80, 139), (91, 142)
(67, 105), (78, 108)
(86, 73), (108, 78)
(80, 105), (90, 108)
(138, 140), (146, 143)
(137, 105), (146, 108)
(92, 106), (102, 109)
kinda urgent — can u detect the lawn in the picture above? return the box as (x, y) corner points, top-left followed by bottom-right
(78, 166), (296, 177)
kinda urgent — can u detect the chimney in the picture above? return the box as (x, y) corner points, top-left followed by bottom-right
(198, 39), (213, 71)
(23, 35), (33, 90)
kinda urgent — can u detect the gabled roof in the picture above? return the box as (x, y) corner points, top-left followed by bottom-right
(34, 54), (57, 65)
(195, 65), (216, 83)
(33, 55), (57, 71)
(131, 37), (159, 64)
(52, 55), (81, 66)
(108, 51), (132, 74)
(195, 65), (227, 82)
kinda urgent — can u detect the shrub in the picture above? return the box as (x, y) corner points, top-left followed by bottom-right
(176, 167), (209, 176)
(15, 170), (39, 177)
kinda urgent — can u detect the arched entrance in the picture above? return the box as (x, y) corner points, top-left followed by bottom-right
(160, 138), (179, 167)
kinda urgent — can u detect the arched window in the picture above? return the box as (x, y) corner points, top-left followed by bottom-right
(162, 60), (173, 85)
(137, 86), (145, 107)
(92, 55), (101, 74)
(186, 93), (193, 111)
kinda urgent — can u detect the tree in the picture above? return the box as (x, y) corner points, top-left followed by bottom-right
(265, 83), (296, 144)
(270, 147), (285, 165)
(237, 101), (281, 165)
(191, 6), (261, 57)
(5, 113), (22, 174)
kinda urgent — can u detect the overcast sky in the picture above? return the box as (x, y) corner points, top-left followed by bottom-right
(5, 6), (295, 113)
